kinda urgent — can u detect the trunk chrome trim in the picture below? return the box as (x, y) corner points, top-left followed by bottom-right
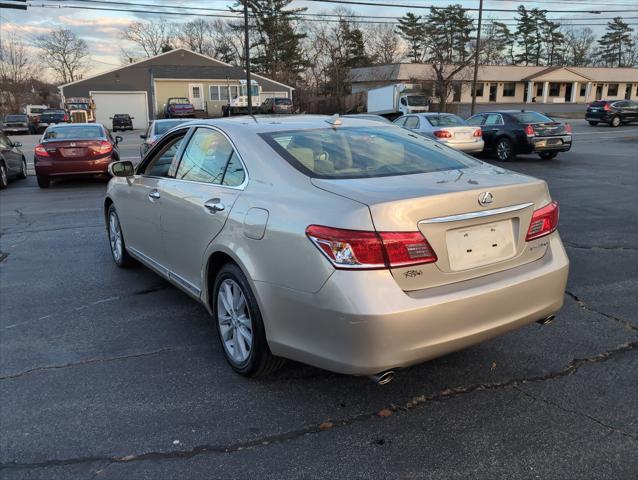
(419, 202), (534, 224)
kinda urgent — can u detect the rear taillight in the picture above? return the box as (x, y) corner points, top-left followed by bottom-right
(434, 130), (452, 138)
(34, 144), (50, 157)
(526, 201), (559, 241)
(473, 128), (482, 137)
(524, 124), (535, 137)
(90, 140), (113, 155)
(63, 114), (69, 121)
(603, 103), (611, 111)
(272, 105), (276, 113)
(306, 225), (437, 270)
(564, 123), (572, 134)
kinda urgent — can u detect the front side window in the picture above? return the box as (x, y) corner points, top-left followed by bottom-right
(143, 134), (186, 177)
(176, 128), (236, 184)
(260, 126), (476, 180)
(393, 116), (407, 127)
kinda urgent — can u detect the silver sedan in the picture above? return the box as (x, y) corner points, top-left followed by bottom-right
(394, 113), (484, 153)
(105, 115), (568, 381)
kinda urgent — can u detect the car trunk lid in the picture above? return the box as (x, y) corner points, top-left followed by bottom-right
(529, 122), (566, 136)
(42, 140), (110, 160)
(311, 165), (553, 291)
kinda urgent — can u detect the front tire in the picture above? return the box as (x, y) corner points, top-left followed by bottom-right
(0, 163), (8, 189)
(539, 151), (558, 160)
(610, 116), (621, 128)
(19, 157), (27, 179)
(213, 263), (284, 377)
(36, 175), (50, 188)
(107, 205), (134, 267)
(495, 137), (514, 162)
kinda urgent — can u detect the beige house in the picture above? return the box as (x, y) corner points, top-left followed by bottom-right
(351, 64), (638, 104)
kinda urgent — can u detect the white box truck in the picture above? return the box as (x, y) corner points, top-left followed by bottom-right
(366, 83), (428, 118)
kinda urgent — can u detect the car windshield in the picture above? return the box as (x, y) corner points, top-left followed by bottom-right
(275, 98), (292, 105)
(511, 112), (554, 123)
(406, 96), (427, 106)
(66, 103), (89, 110)
(154, 120), (189, 135)
(168, 98), (190, 104)
(261, 126), (476, 179)
(44, 126), (103, 140)
(30, 108), (45, 114)
(426, 115), (467, 127)
(114, 114), (129, 119)
(6, 115), (27, 122)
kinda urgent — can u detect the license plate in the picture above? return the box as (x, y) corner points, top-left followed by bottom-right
(62, 148), (83, 157)
(547, 138), (561, 145)
(446, 221), (516, 271)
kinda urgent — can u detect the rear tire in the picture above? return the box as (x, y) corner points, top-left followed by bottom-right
(107, 204), (134, 267)
(495, 137), (514, 162)
(0, 163), (8, 189)
(588, 121), (598, 126)
(19, 157), (27, 179)
(213, 262), (284, 377)
(539, 151), (558, 160)
(36, 175), (50, 188)
(610, 116), (621, 128)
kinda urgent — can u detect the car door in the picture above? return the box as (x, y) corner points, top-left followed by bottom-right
(116, 129), (190, 272)
(0, 132), (20, 174)
(159, 126), (246, 295)
(481, 114), (504, 148)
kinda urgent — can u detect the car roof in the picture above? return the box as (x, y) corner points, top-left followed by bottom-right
(48, 122), (104, 128)
(414, 112), (456, 116)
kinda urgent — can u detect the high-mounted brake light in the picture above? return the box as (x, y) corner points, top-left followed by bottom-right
(526, 201), (559, 241)
(473, 128), (482, 137)
(34, 144), (50, 157)
(306, 225), (437, 270)
(524, 124), (535, 137)
(434, 130), (452, 138)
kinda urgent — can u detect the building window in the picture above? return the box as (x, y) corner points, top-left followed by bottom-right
(475, 82), (484, 97)
(230, 86), (239, 99)
(220, 86), (229, 101)
(580, 84), (587, 97)
(452, 82), (462, 102)
(209, 85), (220, 101)
(536, 83), (543, 97)
(502, 82), (516, 97)
(548, 83), (560, 96)
(607, 83), (619, 96)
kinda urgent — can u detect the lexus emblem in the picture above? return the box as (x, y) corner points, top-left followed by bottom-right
(478, 191), (493, 206)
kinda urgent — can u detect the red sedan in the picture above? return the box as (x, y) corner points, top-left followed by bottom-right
(34, 123), (122, 188)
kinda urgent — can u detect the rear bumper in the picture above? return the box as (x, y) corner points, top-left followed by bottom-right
(260, 233), (569, 375)
(34, 156), (114, 176)
(526, 135), (572, 153)
(442, 138), (484, 153)
(585, 113), (611, 122)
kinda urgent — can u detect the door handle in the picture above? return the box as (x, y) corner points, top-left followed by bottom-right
(204, 199), (225, 213)
(148, 189), (160, 200)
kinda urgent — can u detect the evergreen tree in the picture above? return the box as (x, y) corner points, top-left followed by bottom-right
(481, 21), (514, 64)
(396, 13), (425, 63)
(542, 20), (565, 65)
(597, 17), (634, 67)
(515, 6), (544, 65)
(343, 24), (370, 68)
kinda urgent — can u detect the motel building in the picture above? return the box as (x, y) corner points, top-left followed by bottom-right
(351, 64), (638, 104)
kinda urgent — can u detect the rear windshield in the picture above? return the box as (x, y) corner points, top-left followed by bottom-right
(510, 112), (554, 123)
(6, 115), (27, 122)
(260, 126), (475, 179)
(154, 120), (189, 135)
(168, 98), (190, 104)
(43, 110), (65, 115)
(275, 98), (292, 105)
(426, 115), (466, 127)
(44, 126), (103, 140)
(30, 108), (45, 114)
(114, 114), (129, 118)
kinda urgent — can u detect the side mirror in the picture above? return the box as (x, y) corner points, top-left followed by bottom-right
(13, 141), (22, 148)
(109, 160), (134, 177)
(115, 135), (123, 144)
(140, 134), (147, 139)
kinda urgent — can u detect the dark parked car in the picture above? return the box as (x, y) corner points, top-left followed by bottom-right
(110, 114), (134, 131)
(0, 131), (27, 189)
(164, 98), (195, 118)
(467, 110), (572, 161)
(259, 97), (293, 114)
(139, 118), (191, 157)
(36, 109), (70, 133)
(585, 100), (638, 127)
(34, 123), (122, 188)
(1, 114), (30, 135)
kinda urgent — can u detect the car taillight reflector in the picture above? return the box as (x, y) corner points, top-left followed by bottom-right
(434, 130), (452, 138)
(90, 140), (113, 155)
(524, 124), (535, 136)
(526, 201), (559, 241)
(34, 144), (49, 157)
(473, 128), (482, 137)
(306, 225), (437, 270)
(564, 123), (572, 134)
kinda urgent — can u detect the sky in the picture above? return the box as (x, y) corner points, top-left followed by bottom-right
(1, 0), (637, 79)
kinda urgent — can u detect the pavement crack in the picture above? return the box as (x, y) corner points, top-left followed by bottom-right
(564, 242), (638, 252)
(2, 341), (636, 471)
(566, 290), (638, 333)
(0, 347), (184, 381)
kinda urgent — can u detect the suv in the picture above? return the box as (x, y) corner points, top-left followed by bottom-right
(111, 114), (134, 131)
(586, 100), (638, 127)
(259, 97), (293, 114)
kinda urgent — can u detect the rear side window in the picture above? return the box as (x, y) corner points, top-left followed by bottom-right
(404, 116), (419, 129)
(426, 115), (466, 127)
(467, 115), (483, 126)
(511, 112), (553, 123)
(484, 114), (503, 125)
(260, 126), (476, 180)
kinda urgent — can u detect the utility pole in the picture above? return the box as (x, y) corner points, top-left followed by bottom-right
(470, 0), (483, 116)
(243, 0), (253, 115)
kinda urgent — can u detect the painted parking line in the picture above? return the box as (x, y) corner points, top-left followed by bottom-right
(572, 130), (638, 136)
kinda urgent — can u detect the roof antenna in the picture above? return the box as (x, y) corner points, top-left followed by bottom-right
(325, 114), (342, 127)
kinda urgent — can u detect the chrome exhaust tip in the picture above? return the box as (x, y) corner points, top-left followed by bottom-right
(370, 370), (395, 385)
(536, 315), (555, 326)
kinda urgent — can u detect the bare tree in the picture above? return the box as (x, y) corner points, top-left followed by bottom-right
(178, 19), (214, 56)
(35, 28), (89, 84)
(210, 19), (246, 66)
(123, 20), (176, 58)
(562, 27), (596, 66)
(0, 39), (36, 112)
(365, 24), (403, 64)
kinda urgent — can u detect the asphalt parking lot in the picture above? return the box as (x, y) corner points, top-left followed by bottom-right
(1, 120), (637, 479)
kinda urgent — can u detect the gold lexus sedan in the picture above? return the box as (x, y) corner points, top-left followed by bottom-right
(105, 115), (569, 382)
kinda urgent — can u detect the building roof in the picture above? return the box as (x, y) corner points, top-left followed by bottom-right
(150, 65), (288, 92)
(351, 63), (638, 84)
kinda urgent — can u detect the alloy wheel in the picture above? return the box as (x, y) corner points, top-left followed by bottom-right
(217, 279), (253, 364)
(0, 164), (7, 188)
(497, 140), (511, 161)
(611, 116), (621, 127)
(20, 159), (27, 178)
(108, 212), (123, 262)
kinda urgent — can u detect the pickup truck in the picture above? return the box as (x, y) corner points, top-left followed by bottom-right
(36, 109), (70, 133)
(164, 98), (195, 118)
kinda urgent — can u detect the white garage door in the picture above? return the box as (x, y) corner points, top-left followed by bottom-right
(91, 91), (148, 130)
